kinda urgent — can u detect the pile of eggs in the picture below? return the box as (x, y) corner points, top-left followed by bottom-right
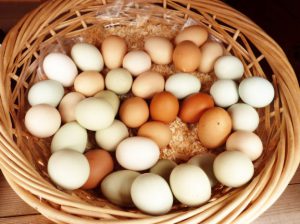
(24, 25), (275, 215)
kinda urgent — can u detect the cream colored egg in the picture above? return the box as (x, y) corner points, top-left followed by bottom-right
(210, 80), (239, 107)
(105, 68), (133, 94)
(74, 71), (104, 96)
(122, 51), (151, 76)
(150, 159), (177, 182)
(144, 37), (173, 65)
(94, 90), (120, 115)
(214, 55), (244, 80)
(199, 42), (224, 73)
(175, 25), (208, 46)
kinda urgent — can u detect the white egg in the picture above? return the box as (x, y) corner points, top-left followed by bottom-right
(150, 159), (177, 182)
(51, 122), (87, 153)
(210, 80), (239, 107)
(228, 103), (259, 132)
(214, 55), (244, 80)
(48, 149), (90, 190)
(165, 73), (201, 99)
(71, 43), (104, 71)
(170, 164), (211, 206)
(94, 90), (120, 115)
(116, 137), (160, 171)
(131, 173), (173, 215)
(239, 77), (274, 108)
(122, 51), (151, 76)
(28, 80), (64, 107)
(105, 68), (133, 94)
(43, 53), (78, 87)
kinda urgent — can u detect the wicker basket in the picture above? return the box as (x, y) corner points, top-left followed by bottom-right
(0, 0), (299, 223)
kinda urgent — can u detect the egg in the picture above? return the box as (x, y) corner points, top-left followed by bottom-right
(119, 97), (149, 128)
(131, 173), (173, 215)
(165, 73), (201, 99)
(28, 80), (64, 107)
(74, 71), (104, 96)
(150, 91), (179, 123)
(213, 151), (254, 187)
(175, 25), (208, 47)
(228, 103), (259, 132)
(51, 121), (87, 153)
(199, 42), (224, 73)
(25, 104), (61, 138)
(94, 90), (120, 115)
(132, 71), (165, 99)
(47, 149), (90, 190)
(173, 41), (202, 72)
(81, 149), (114, 189)
(179, 93), (214, 123)
(214, 55), (244, 80)
(188, 154), (218, 187)
(170, 164), (211, 206)
(58, 92), (85, 123)
(75, 97), (114, 131)
(122, 50), (151, 76)
(105, 68), (133, 94)
(144, 36), (173, 64)
(197, 107), (232, 149)
(150, 159), (177, 182)
(226, 131), (263, 161)
(210, 80), (239, 107)
(116, 137), (160, 171)
(101, 35), (127, 69)
(101, 170), (140, 207)
(239, 77), (275, 108)
(95, 120), (129, 151)
(137, 121), (171, 148)
(71, 42), (104, 71)
(43, 52), (78, 87)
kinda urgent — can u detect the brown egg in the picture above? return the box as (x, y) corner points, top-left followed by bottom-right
(179, 93), (214, 123)
(150, 91), (179, 123)
(175, 25), (208, 47)
(197, 107), (232, 149)
(59, 92), (85, 123)
(119, 97), (149, 128)
(82, 149), (114, 189)
(199, 42), (224, 73)
(74, 71), (104, 96)
(138, 121), (172, 148)
(173, 41), (202, 72)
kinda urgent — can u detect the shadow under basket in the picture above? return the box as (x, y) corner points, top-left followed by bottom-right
(0, 0), (299, 223)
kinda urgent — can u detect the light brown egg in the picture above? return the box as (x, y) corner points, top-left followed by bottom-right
(150, 91), (179, 123)
(81, 149), (114, 190)
(59, 92), (85, 123)
(144, 37), (173, 65)
(197, 107), (232, 149)
(199, 42), (224, 73)
(175, 25), (208, 47)
(74, 71), (104, 96)
(101, 35), (127, 69)
(173, 41), (202, 72)
(138, 121), (172, 148)
(119, 97), (149, 128)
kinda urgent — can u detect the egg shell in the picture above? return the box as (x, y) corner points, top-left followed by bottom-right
(179, 93), (214, 123)
(43, 52), (78, 87)
(197, 107), (232, 149)
(199, 42), (224, 73)
(173, 41), (202, 72)
(214, 55), (244, 80)
(119, 97), (149, 128)
(150, 91), (179, 123)
(150, 159), (177, 182)
(122, 51), (151, 76)
(94, 90), (120, 115)
(25, 104), (61, 138)
(75, 97), (115, 131)
(116, 137), (160, 171)
(239, 77), (275, 108)
(213, 150), (254, 187)
(48, 149), (90, 190)
(144, 37), (173, 65)
(71, 43), (104, 71)
(226, 131), (263, 161)
(175, 25), (208, 47)
(132, 71), (165, 99)
(101, 170), (140, 207)
(131, 173), (173, 215)
(170, 164), (211, 206)
(137, 121), (172, 148)
(101, 35), (127, 69)
(74, 71), (104, 96)
(95, 120), (129, 151)
(51, 122), (87, 153)
(58, 92), (85, 123)
(165, 73), (201, 99)
(81, 149), (114, 189)
(105, 68), (133, 95)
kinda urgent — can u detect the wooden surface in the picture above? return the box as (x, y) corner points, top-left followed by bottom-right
(0, 166), (299, 224)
